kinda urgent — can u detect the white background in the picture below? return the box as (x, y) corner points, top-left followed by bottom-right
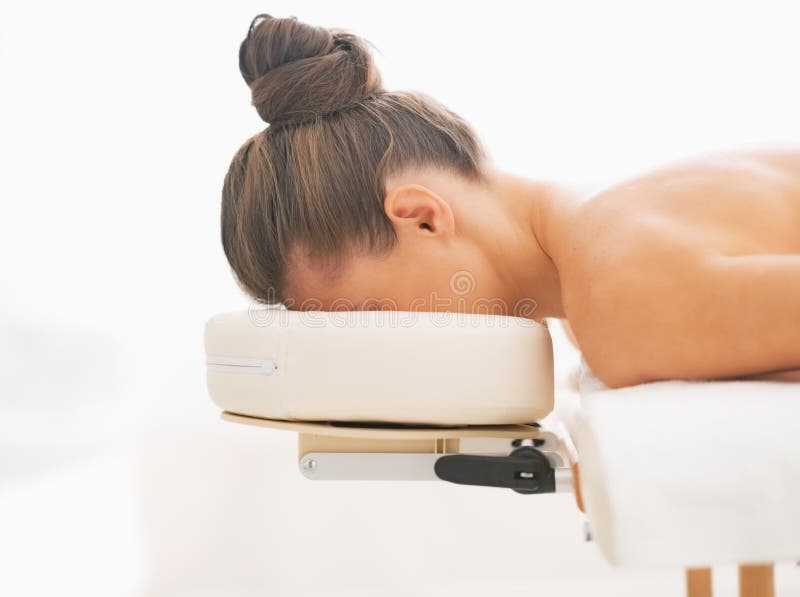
(2, 1), (799, 595)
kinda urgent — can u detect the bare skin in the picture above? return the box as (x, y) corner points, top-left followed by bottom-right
(285, 147), (800, 389)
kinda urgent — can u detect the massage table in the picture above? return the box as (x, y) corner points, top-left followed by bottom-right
(205, 307), (800, 597)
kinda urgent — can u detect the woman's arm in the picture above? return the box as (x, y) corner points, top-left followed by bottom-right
(692, 253), (800, 374)
(571, 250), (800, 388)
(739, 368), (800, 382)
(633, 253), (800, 383)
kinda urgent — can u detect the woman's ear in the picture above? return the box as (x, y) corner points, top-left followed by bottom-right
(383, 183), (455, 239)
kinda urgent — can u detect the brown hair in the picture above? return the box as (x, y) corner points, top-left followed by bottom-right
(221, 13), (490, 304)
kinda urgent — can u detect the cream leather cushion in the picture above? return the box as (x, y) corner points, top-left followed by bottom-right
(204, 308), (554, 425)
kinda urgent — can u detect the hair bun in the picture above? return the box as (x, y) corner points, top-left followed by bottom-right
(239, 14), (384, 127)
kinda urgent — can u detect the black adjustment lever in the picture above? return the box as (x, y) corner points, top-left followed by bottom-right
(434, 446), (555, 494)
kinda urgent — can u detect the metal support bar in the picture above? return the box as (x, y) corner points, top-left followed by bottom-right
(299, 451), (573, 494)
(554, 468), (573, 493)
(300, 452), (442, 481)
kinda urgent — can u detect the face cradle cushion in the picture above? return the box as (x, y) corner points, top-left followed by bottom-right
(204, 308), (554, 426)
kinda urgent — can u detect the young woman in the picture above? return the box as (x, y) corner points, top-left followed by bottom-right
(221, 14), (800, 389)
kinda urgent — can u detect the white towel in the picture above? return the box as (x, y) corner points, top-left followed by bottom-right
(557, 356), (800, 568)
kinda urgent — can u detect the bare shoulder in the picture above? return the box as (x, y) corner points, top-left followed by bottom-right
(558, 200), (708, 388)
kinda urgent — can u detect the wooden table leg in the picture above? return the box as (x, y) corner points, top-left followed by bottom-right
(571, 462), (584, 512)
(739, 564), (774, 597)
(686, 567), (713, 597)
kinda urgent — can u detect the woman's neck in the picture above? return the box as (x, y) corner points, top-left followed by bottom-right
(483, 168), (582, 320)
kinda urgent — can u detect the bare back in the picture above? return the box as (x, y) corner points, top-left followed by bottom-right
(558, 148), (800, 387)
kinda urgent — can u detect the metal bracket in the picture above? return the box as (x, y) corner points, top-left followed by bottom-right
(299, 446), (573, 494)
(435, 446), (557, 494)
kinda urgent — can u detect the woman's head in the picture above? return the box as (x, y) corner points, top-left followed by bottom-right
(221, 14), (500, 310)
